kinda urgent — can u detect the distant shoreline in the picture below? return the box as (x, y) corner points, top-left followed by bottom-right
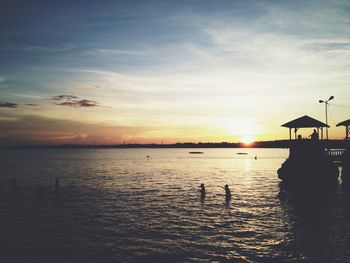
(1, 140), (348, 149)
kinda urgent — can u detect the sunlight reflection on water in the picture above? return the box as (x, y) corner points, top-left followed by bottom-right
(1, 148), (350, 262)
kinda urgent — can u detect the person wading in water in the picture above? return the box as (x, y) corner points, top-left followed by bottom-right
(199, 183), (206, 198)
(221, 184), (232, 201)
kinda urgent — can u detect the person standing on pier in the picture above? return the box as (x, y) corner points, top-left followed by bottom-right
(310, 129), (319, 140)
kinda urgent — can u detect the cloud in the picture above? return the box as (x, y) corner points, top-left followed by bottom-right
(0, 76), (7, 84)
(48, 95), (100, 107)
(50, 95), (80, 101)
(9, 93), (44, 99)
(0, 102), (19, 108)
(57, 99), (100, 107)
(0, 113), (148, 145)
(0, 101), (40, 108)
(0, 102), (40, 109)
(23, 45), (74, 53)
(90, 84), (103, 89)
(94, 48), (146, 56)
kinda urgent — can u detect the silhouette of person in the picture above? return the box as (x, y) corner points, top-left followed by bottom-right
(199, 183), (206, 198)
(310, 129), (319, 140)
(222, 184), (232, 200)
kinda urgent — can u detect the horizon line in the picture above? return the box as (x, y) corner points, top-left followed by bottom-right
(1, 139), (348, 148)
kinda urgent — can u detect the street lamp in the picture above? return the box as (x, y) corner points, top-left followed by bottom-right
(319, 96), (334, 140)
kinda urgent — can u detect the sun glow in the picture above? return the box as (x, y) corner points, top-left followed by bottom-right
(240, 136), (256, 145)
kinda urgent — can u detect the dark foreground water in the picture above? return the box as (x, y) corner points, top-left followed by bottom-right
(1, 148), (350, 263)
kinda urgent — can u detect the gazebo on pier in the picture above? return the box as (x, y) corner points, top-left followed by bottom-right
(278, 115), (339, 186)
(336, 119), (350, 140)
(281, 115), (329, 140)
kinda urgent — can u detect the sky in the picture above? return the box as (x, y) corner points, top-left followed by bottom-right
(0, 0), (350, 145)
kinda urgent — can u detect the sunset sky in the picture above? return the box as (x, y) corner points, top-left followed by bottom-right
(0, 0), (350, 145)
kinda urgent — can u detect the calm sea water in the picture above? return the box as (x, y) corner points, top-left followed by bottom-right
(0, 148), (350, 263)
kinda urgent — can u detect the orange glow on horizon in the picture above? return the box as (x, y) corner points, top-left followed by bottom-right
(240, 136), (256, 145)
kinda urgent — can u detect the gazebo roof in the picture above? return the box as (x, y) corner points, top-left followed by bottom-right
(281, 115), (329, 129)
(336, 119), (350, 127)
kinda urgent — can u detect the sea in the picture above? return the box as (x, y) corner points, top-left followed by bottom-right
(0, 148), (350, 263)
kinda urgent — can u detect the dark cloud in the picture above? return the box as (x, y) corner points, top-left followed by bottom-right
(0, 102), (40, 108)
(57, 99), (99, 107)
(50, 95), (80, 101)
(49, 95), (100, 107)
(0, 102), (19, 108)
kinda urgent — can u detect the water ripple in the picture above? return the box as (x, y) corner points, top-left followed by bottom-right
(1, 148), (350, 262)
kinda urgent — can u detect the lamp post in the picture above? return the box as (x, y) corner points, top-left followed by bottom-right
(319, 96), (334, 140)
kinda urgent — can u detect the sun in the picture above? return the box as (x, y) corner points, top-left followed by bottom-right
(240, 136), (256, 145)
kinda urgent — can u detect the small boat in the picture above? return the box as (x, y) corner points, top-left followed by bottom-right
(237, 152), (248, 155)
(189, 151), (204, 154)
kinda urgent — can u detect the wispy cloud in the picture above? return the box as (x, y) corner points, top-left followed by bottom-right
(23, 45), (75, 53)
(94, 48), (146, 56)
(50, 95), (80, 101)
(0, 102), (19, 108)
(0, 76), (7, 84)
(0, 101), (41, 108)
(57, 99), (100, 108)
(0, 112), (148, 145)
(10, 93), (45, 99)
(48, 94), (100, 108)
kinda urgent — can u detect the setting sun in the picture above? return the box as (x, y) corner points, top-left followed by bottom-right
(240, 136), (256, 145)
